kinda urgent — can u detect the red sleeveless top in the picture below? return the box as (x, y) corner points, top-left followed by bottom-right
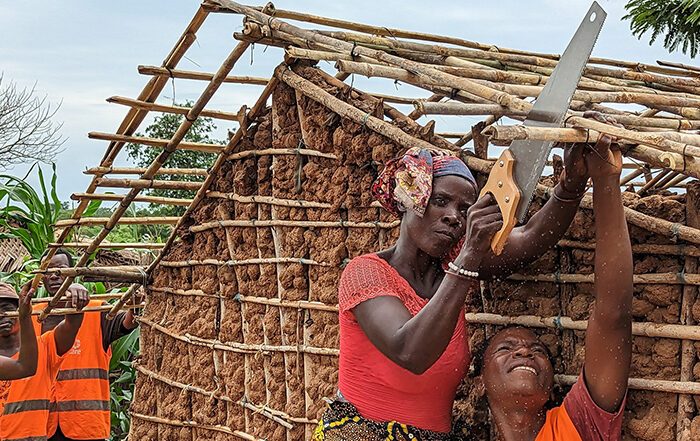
(337, 254), (470, 433)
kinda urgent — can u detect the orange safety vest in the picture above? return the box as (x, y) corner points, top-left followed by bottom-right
(0, 329), (63, 441)
(535, 404), (583, 441)
(33, 301), (112, 440)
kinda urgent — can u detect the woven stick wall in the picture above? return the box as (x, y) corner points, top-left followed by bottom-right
(34, 1), (700, 440)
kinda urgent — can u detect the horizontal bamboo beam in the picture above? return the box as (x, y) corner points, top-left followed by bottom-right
(205, 191), (332, 208)
(556, 374), (700, 395)
(94, 177), (203, 191)
(556, 239), (700, 257)
(70, 192), (193, 206)
(107, 96), (239, 121)
(33, 266), (147, 283)
(227, 147), (337, 161)
(464, 312), (700, 340)
(84, 166), (208, 176)
(48, 242), (165, 250)
(131, 413), (261, 441)
(88, 132), (225, 154)
(55, 217), (179, 227)
(507, 272), (700, 285)
(190, 218), (400, 233)
(159, 257), (329, 268)
(236, 294), (338, 312)
(137, 65), (269, 85)
(148, 287), (220, 299)
(31, 293), (129, 303)
(2, 303), (143, 318)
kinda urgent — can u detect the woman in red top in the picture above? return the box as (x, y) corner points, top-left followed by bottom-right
(313, 117), (602, 440)
(475, 123), (631, 441)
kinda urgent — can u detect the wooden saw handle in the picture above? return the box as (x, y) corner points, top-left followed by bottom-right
(479, 150), (521, 255)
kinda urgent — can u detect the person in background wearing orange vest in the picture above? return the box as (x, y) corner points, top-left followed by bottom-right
(35, 249), (139, 441)
(0, 282), (38, 381)
(0, 279), (88, 441)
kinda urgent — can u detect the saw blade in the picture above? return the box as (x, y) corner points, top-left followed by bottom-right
(510, 1), (606, 221)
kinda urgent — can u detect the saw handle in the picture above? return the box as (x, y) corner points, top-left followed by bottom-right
(478, 150), (521, 255)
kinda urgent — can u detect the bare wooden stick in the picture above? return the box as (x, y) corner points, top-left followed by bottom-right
(555, 375), (700, 395)
(227, 147), (337, 160)
(137, 65), (269, 85)
(55, 217), (179, 227)
(507, 272), (700, 285)
(94, 177), (203, 191)
(107, 96), (239, 121)
(2, 303), (143, 318)
(88, 131), (225, 154)
(237, 295), (338, 312)
(158, 257), (330, 267)
(556, 240), (700, 257)
(49, 242), (165, 250)
(33, 266), (147, 283)
(84, 166), (208, 176)
(30, 293), (127, 303)
(148, 287), (219, 298)
(130, 412), (262, 441)
(464, 312), (700, 341)
(205, 191), (332, 208)
(190, 218), (400, 233)
(657, 60), (700, 75)
(70, 192), (193, 206)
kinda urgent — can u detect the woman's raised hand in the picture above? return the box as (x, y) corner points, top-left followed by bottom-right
(456, 194), (504, 270)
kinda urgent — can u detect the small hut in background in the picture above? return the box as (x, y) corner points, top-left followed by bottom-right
(35, 1), (700, 440)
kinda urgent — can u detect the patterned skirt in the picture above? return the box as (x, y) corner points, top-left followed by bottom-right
(312, 400), (468, 441)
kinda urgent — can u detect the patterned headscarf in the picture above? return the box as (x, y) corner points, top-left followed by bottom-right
(372, 148), (477, 218)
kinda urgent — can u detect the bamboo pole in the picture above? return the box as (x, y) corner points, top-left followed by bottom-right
(88, 132), (225, 154)
(147, 287), (219, 298)
(555, 375), (700, 395)
(619, 168), (646, 187)
(30, 293), (128, 303)
(657, 60), (700, 75)
(70, 192), (193, 206)
(556, 240), (700, 258)
(137, 65), (269, 85)
(661, 173), (689, 191)
(463, 312), (700, 341)
(33, 266), (147, 283)
(227, 147), (337, 161)
(506, 272), (700, 286)
(55, 217), (179, 227)
(107, 96), (239, 121)
(158, 257), (329, 268)
(2, 303), (143, 319)
(48, 242), (166, 250)
(408, 93), (442, 119)
(130, 413), (262, 441)
(236, 295), (338, 312)
(94, 177), (203, 191)
(274, 65), (493, 173)
(190, 218), (400, 233)
(205, 191), (332, 208)
(638, 169), (672, 195)
(84, 166), (208, 176)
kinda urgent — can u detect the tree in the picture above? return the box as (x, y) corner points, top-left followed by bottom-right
(125, 102), (222, 216)
(624, 0), (700, 58)
(0, 75), (66, 167)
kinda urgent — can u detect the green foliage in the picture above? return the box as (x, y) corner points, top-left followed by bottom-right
(0, 163), (63, 258)
(109, 327), (139, 441)
(624, 0), (700, 57)
(126, 102), (221, 216)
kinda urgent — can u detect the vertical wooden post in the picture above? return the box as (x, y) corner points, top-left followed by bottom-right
(677, 180), (699, 441)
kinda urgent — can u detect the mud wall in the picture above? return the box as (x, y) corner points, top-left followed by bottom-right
(129, 65), (700, 441)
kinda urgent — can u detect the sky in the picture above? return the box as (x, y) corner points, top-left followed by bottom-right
(0, 0), (697, 202)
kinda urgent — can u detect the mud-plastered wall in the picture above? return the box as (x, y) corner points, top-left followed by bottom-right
(129, 62), (700, 441)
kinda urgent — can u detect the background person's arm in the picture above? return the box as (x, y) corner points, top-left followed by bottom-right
(0, 283), (38, 380)
(53, 283), (90, 356)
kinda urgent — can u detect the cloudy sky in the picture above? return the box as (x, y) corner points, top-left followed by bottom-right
(1, 0), (696, 201)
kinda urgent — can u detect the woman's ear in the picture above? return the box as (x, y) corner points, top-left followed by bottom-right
(396, 199), (407, 213)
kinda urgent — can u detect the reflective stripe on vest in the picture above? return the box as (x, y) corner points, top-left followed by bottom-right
(2, 399), (50, 415)
(51, 400), (110, 412)
(56, 368), (109, 381)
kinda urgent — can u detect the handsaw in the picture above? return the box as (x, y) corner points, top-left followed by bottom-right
(479, 1), (606, 255)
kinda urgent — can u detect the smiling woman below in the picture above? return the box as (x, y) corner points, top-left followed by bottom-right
(474, 133), (632, 441)
(312, 145), (595, 441)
